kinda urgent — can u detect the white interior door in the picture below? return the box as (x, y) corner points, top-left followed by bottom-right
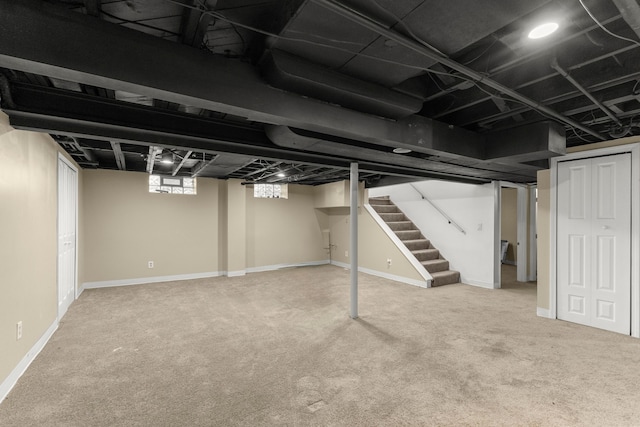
(557, 153), (631, 334)
(58, 156), (77, 320)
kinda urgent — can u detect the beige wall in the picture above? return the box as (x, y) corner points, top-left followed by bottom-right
(0, 112), (80, 385)
(501, 188), (518, 263)
(246, 184), (328, 268)
(323, 207), (424, 282)
(83, 170), (219, 282)
(225, 180), (246, 274)
(83, 174), (332, 281)
(314, 180), (364, 208)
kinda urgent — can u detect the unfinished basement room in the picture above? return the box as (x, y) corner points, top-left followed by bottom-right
(3, 0), (640, 425)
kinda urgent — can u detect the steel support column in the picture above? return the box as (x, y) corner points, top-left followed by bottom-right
(350, 162), (358, 320)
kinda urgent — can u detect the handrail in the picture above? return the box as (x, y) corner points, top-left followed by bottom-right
(409, 184), (466, 235)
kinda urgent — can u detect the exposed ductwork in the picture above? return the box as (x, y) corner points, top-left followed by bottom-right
(261, 49), (422, 119)
(0, 0), (567, 171)
(612, 0), (640, 40)
(311, 0), (606, 141)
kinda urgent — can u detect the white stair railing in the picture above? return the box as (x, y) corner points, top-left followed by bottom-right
(409, 184), (466, 235)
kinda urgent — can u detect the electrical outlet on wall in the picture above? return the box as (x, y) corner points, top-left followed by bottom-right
(148, 261), (154, 269)
(16, 321), (22, 340)
(387, 258), (392, 266)
(345, 250), (348, 258)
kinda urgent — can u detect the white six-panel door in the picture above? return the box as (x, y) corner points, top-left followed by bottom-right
(58, 156), (77, 320)
(557, 153), (631, 335)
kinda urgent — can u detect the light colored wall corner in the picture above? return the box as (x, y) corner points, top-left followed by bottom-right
(218, 181), (228, 275)
(314, 180), (364, 208)
(83, 170), (220, 282)
(372, 180), (496, 288)
(500, 188), (518, 263)
(536, 169), (551, 310)
(567, 135), (640, 153)
(0, 112), (60, 391)
(246, 184), (328, 269)
(226, 179), (246, 275)
(537, 307), (552, 318)
(326, 207), (425, 284)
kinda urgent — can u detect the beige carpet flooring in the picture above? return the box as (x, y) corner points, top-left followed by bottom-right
(2, 265), (640, 426)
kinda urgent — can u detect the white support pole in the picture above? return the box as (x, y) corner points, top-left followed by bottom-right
(350, 162), (358, 319)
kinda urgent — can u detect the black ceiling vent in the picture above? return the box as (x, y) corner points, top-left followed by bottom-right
(260, 49), (422, 120)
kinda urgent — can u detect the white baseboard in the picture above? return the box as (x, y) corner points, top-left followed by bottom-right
(76, 284), (85, 298)
(331, 261), (429, 288)
(247, 260), (330, 274)
(226, 270), (246, 278)
(1, 320), (58, 404)
(462, 278), (496, 289)
(83, 271), (224, 289)
(537, 307), (552, 318)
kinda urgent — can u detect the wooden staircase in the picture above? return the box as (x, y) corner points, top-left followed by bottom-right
(369, 196), (460, 287)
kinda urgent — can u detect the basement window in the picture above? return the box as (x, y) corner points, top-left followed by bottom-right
(253, 183), (288, 199)
(149, 175), (197, 195)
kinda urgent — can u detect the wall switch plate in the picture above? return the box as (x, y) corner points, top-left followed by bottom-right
(345, 250), (348, 257)
(387, 258), (392, 265)
(148, 261), (154, 268)
(16, 321), (22, 340)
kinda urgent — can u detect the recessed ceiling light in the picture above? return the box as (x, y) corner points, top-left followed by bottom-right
(528, 22), (559, 39)
(277, 172), (285, 177)
(393, 148), (412, 154)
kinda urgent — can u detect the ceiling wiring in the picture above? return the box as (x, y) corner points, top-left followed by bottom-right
(101, 10), (181, 36)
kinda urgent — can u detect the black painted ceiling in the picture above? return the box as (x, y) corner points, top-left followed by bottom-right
(1, 0), (639, 186)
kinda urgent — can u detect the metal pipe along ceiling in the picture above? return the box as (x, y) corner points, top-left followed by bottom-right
(312, 0), (607, 141)
(550, 58), (623, 127)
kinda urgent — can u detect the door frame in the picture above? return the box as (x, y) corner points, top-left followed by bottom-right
(57, 153), (79, 320)
(528, 184), (537, 282)
(497, 181), (529, 284)
(550, 143), (640, 337)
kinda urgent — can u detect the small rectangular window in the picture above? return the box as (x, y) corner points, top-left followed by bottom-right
(149, 175), (197, 195)
(253, 183), (288, 199)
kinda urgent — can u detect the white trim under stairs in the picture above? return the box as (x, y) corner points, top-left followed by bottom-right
(331, 260), (429, 288)
(364, 204), (433, 287)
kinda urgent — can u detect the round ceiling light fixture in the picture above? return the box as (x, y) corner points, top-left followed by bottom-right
(528, 22), (559, 39)
(393, 148), (412, 154)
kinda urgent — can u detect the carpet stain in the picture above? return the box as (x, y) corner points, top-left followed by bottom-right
(307, 399), (327, 413)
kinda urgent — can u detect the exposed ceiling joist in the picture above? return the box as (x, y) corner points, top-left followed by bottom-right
(110, 141), (126, 170)
(172, 150), (193, 176)
(146, 146), (162, 174)
(0, 0), (566, 165)
(311, 0), (604, 141)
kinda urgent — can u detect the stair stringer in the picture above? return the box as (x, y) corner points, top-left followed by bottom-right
(364, 204), (433, 288)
